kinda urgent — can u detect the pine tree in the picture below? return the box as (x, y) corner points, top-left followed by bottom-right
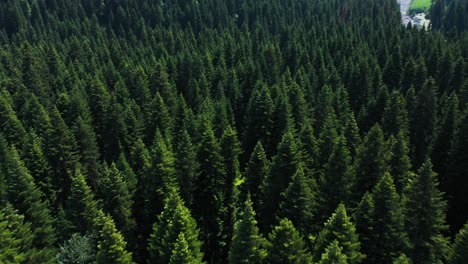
(319, 240), (349, 264)
(3, 146), (56, 262)
(45, 107), (79, 207)
(260, 131), (300, 230)
(73, 116), (100, 191)
(266, 218), (313, 264)
(95, 214), (134, 264)
(169, 233), (204, 264)
(142, 131), (177, 237)
(21, 130), (53, 203)
(279, 165), (317, 234)
(148, 189), (204, 264)
(370, 173), (408, 263)
(353, 192), (376, 264)
(448, 222), (468, 264)
(229, 195), (267, 264)
(243, 81), (274, 157)
(314, 204), (363, 264)
(320, 135), (355, 218)
(243, 141), (269, 213)
(193, 118), (227, 262)
(393, 254), (412, 264)
(0, 91), (27, 147)
(173, 128), (199, 207)
(0, 204), (32, 264)
(299, 123), (319, 174)
(382, 90), (409, 138)
(354, 124), (389, 197)
(403, 159), (449, 263)
(447, 108), (468, 232)
(100, 163), (135, 241)
(388, 132), (413, 193)
(220, 125), (242, 237)
(65, 169), (100, 236)
(411, 78), (437, 168)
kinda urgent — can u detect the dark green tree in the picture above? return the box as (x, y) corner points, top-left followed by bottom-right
(411, 78), (437, 168)
(169, 233), (204, 264)
(354, 124), (389, 197)
(266, 218), (313, 264)
(228, 195), (267, 264)
(314, 204), (363, 264)
(3, 146), (56, 262)
(243, 141), (269, 213)
(148, 189), (204, 264)
(95, 214), (134, 264)
(279, 165), (317, 234)
(320, 135), (355, 218)
(447, 222), (468, 264)
(100, 163), (135, 241)
(260, 131), (300, 230)
(65, 169), (100, 236)
(193, 118), (228, 262)
(353, 192), (376, 264)
(243, 81), (274, 157)
(173, 128), (199, 207)
(319, 240), (349, 264)
(388, 132), (413, 193)
(370, 173), (408, 263)
(403, 159), (449, 263)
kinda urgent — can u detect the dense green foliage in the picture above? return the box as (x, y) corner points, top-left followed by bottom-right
(0, 0), (466, 263)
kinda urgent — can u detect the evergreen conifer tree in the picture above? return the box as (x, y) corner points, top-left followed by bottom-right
(403, 159), (449, 263)
(314, 204), (363, 264)
(229, 195), (267, 264)
(319, 240), (349, 264)
(266, 218), (313, 264)
(148, 189), (204, 264)
(95, 214), (134, 264)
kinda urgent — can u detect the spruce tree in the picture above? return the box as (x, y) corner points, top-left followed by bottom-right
(169, 233), (204, 264)
(260, 131), (300, 230)
(193, 118), (227, 262)
(95, 214), (134, 264)
(266, 218), (313, 264)
(21, 130), (53, 203)
(370, 173), (408, 263)
(229, 195), (267, 264)
(65, 169), (100, 236)
(411, 78), (437, 168)
(353, 192), (376, 264)
(100, 163), (135, 241)
(220, 125), (242, 236)
(313, 204), (363, 264)
(45, 107), (79, 207)
(393, 254), (412, 264)
(448, 222), (468, 264)
(243, 81), (274, 157)
(320, 135), (355, 218)
(72, 116), (100, 191)
(279, 165), (317, 234)
(148, 189), (204, 264)
(319, 240), (349, 264)
(3, 146), (56, 262)
(354, 124), (389, 197)
(403, 159), (449, 263)
(388, 132), (413, 193)
(0, 204), (32, 264)
(173, 128), (199, 207)
(243, 141), (269, 213)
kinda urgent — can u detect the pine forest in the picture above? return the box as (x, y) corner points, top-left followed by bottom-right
(0, 0), (467, 263)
